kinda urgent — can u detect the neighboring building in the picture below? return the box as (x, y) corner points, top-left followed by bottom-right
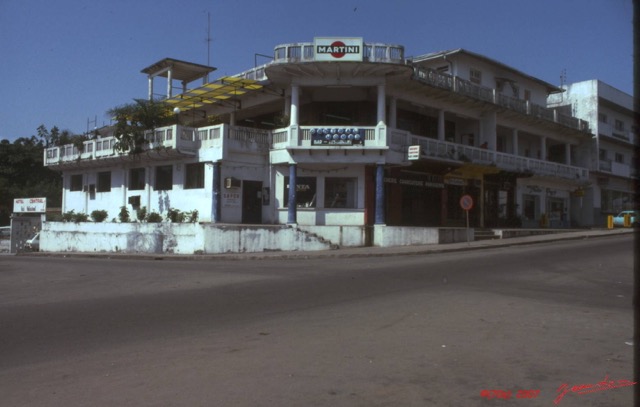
(44, 39), (592, 239)
(548, 80), (637, 226)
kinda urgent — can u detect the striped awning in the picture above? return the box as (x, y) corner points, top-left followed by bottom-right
(165, 76), (263, 111)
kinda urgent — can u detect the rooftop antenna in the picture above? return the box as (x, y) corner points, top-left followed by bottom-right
(86, 115), (97, 136)
(559, 68), (567, 102)
(205, 11), (212, 83)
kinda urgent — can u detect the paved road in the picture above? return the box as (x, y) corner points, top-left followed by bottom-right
(0, 234), (634, 406)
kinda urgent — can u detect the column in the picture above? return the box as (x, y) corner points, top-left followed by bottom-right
(290, 85), (299, 126)
(512, 129), (519, 155)
(540, 137), (547, 160)
(565, 143), (571, 165)
(438, 110), (445, 141)
(375, 164), (385, 225)
(377, 83), (386, 125)
(211, 162), (221, 223)
(287, 164), (297, 224)
(389, 97), (397, 128)
(167, 67), (173, 98)
(148, 76), (154, 100)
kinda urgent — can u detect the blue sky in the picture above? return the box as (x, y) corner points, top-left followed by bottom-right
(0, 0), (633, 142)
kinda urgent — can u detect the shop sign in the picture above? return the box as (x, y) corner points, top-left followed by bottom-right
(314, 37), (363, 61)
(13, 197), (46, 213)
(311, 128), (365, 146)
(445, 177), (467, 186)
(407, 145), (421, 160)
(383, 175), (444, 189)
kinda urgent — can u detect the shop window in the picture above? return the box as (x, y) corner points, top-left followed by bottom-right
(70, 174), (83, 192)
(185, 163), (205, 189)
(129, 168), (146, 190)
(284, 177), (316, 208)
(324, 178), (357, 208)
(96, 171), (111, 193)
(155, 165), (173, 191)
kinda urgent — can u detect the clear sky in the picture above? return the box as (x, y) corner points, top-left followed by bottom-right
(0, 0), (633, 142)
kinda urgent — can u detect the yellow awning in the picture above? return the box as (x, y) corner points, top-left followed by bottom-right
(165, 76), (263, 111)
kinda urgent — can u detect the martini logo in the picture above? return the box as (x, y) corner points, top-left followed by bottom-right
(314, 37), (364, 61)
(317, 41), (360, 59)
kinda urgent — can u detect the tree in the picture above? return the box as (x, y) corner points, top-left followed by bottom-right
(0, 126), (66, 225)
(107, 99), (174, 154)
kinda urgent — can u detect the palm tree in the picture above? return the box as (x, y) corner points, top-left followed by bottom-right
(107, 99), (173, 154)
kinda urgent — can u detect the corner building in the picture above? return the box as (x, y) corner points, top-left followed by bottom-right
(45, 38), (592, 231)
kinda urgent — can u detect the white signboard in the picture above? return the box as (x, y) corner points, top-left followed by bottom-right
(408, 145), (421, 160)
(14, 197), (47, 213)
(314, 37), (363, 61)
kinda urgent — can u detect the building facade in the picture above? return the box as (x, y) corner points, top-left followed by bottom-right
(548, 80), (637, 226)
(44, 38), (593, 236)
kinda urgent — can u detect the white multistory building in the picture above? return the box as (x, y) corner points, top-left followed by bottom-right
(44, 38), (594, 248)
(548, 80), (637, 226)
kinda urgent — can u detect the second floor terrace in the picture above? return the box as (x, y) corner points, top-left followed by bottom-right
(44, 123), (589, 183)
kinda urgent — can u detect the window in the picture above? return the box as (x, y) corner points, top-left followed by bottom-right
(614, 119), (625, 132)
(70, 174), (83, 191)
(470, 68), (481, 84)
(129, 168), (146, 190)
(524, 89), (531, 101)
(185, 163), (205, 189)
(96, 171), (111, 192)
(155, 165), (173, 190)
(598, 113), (608, 123)
(599, 149), (607, 160)
(324, 178), (357, 208)
(283, 177), (316, 208)
(615, 153), (624, 164)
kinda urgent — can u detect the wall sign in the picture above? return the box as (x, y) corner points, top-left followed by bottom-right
(314, 37), (363, 61)
(311, 128), (365, 146)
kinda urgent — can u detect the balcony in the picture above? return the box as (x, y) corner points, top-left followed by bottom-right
(390, 129), (589, 183)
(44, 124), (270, 169)
(413, 67), (590, 133)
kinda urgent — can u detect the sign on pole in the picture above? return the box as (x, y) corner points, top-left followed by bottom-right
(13, 198), (47, 213)
(460, 195), (473, 244)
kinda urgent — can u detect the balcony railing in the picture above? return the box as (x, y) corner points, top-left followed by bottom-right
(390, 129), (589, 182)
(272, 42), (405, 64)
(413, 67), (590, 133)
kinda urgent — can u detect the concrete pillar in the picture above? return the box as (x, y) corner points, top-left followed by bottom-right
(148, 76), (154, 100)
(229, 112), (236, 126)
(211, 162), (221, 223)
(540, 137), (547, 160)
(375, 164), (385, 225)
(438, 110), (446, 141)
(565, 143), (571, 165)
(287, 164), (297, 224)
(167, 68), (173, 98)
(290, 85), (299, 126)
(389, 97), (397, 128)
(377, 84), (386, 125)
(512, 129), (519, 155)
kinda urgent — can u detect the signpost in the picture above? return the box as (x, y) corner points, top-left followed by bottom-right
(460, 194), (473, 244)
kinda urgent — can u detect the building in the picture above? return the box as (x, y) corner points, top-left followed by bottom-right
(44, 38), (593, 248)
(548, 80), (637, 226)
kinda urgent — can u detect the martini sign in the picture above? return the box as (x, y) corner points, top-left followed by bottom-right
(314, 37), (363, 61)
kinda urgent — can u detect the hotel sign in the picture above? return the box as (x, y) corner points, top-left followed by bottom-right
(14, 197), (46, 213)
(314, 37), (363, 61)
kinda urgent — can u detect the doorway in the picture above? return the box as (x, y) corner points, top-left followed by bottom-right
(242, 181), (263, 224)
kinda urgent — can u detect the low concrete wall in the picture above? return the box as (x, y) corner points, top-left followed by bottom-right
(41, 222), (332, 254)
(373, 226), (471, 247)
(296, 225), (366, 247)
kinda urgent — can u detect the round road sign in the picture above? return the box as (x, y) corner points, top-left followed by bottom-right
(460, 194), (474, 211)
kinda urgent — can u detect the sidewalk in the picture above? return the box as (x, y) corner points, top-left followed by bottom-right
(15, 228), (634, 261)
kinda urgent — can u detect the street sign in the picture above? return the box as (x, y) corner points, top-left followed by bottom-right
(407, 145), (420, 160)
(460, 194), (473, 211)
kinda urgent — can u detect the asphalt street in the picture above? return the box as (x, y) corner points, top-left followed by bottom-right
(0, 233), (635, 406)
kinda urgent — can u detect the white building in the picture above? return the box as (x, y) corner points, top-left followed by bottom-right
(44, 39), (593, 248)
(548, 80), (637, 226)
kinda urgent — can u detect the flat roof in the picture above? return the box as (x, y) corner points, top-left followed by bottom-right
(141, 58), (217, 83)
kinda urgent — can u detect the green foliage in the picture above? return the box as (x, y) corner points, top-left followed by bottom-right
(0, 127), (65, 226)
(186, 210), (199, 223)
(118, 206), (130, 223)
(61, 210), (89, 223)
(146, 211), (163, 223)
(166, 208), (185, 223)
(107, 99), (173, 155)
(90, 210), (109, 222)
(136, 206), (147, 222)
